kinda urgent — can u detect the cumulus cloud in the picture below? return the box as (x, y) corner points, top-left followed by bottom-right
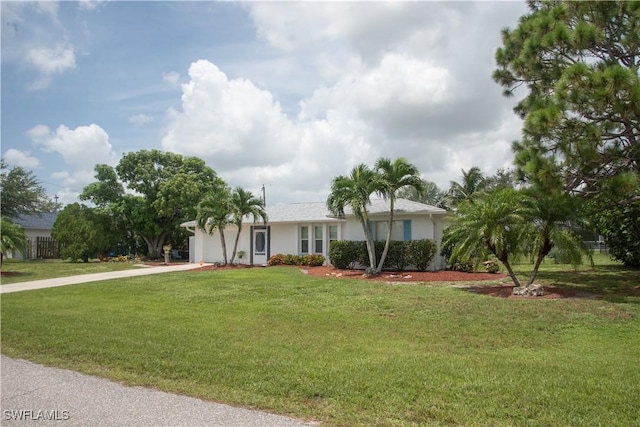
(26, 123), (118, 197)
(2, 148), (40, 169)
(26, 44), (76, 90)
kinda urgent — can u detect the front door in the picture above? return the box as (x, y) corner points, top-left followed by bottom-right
(253, 228), (268, 265)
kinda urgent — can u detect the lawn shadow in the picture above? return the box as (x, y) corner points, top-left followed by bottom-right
(533, 265), (640, 304)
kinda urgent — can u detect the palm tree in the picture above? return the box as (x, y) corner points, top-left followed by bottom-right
(444, 188), (530, 287)
(447, 167), (487, 208)
(374, 157), (425, 273)
(228, 187), (268, 264)
(524, 187), (592, 285)
(327, 164), (379, 274)
(196, 187), (232, 265)
(397, 179), (447, 208)
(1, 217), (27, 267)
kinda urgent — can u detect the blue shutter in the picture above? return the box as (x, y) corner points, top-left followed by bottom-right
(403, 220), (412, 241)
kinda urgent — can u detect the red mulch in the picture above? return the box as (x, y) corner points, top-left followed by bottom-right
(301, 265), (505, 283)
(151, 263), (585, 299)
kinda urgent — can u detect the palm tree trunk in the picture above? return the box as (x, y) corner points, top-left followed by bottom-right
(219, 227), (228, 265)
(502, 260), (522, 288)
(360, 215), (377, 273)
(229, 225), (242, 264)
(376, 199), (395, 273)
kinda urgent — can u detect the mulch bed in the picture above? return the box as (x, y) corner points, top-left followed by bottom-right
(154, 263), (588, 299)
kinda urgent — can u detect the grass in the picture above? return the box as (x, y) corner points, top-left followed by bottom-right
(0, 259), (143, 285)
(2, 261), (639, 426)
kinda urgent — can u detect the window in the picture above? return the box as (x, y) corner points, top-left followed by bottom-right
(255, 230), (266, 254)
(300, 226), (309, 253)
(329, 225), (338, 249)
(314, 226), (323, 253)
(375, 220), (405, 241)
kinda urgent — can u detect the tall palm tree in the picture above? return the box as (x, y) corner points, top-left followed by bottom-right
(1, 217), (27, 267)
(447, 167), (487, 208)
(374, 157), (425, 273)
(196, 187), (232, 265)
(444, 188), (530, 287)
(327, 164), (379, 273)
(229, 187), (268, 264)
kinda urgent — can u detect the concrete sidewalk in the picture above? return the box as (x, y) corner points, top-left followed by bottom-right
(0, 356), (316, 426)
(0, 263), (206, 294)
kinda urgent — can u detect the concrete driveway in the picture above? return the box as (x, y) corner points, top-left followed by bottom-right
(1, 263), (204, 294)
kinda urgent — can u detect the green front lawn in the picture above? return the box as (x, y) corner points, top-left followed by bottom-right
(2, 265), (639, 426)
(0, 259), (143, 285)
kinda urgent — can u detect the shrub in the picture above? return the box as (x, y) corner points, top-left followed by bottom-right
(452, 260), (474, 272)
(484, 260), (500, 273)
(268, 254), (287, 266)
(407, 239), (437, 271)
(329, 239), (437, 271)
(328, 241), (361, 269)
(268, 253), (325, 267)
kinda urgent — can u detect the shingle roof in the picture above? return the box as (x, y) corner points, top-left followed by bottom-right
(344, 198), (448, 216)
(264, 201), (342, 223)
(181, 198), (447, 228)
(12, 212), (59, 230)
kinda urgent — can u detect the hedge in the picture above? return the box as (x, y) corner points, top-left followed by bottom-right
(268, 253), (325, 267)
(328, 239), (437, 271)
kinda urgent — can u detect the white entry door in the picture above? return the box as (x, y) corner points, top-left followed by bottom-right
(253, 228), (268, 265)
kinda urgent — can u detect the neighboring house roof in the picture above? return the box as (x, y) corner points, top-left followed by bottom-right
(12, 212), (59, 230)
(181, 198), (447, 229)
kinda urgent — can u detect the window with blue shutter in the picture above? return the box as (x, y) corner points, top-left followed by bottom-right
(403, 220), (412, 241)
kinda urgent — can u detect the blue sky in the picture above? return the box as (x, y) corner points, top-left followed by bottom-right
(2, 1), (529, 206)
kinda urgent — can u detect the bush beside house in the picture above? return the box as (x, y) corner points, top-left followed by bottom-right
(328, 239), (437, 272)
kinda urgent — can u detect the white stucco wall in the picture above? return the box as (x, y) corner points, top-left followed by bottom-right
(189, 214), (451, 270)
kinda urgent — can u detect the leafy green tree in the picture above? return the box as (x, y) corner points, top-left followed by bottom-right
(1, 217), (27, 266)
(81, 150), (225, 258)
(397, 179), (446, 208)
(444, 189), (531, 287)
(446, 167), (488, 208)
(374, 157), (425, 273)
(196, 187), (233, 265)
(0, 160), (51, 219)
(494, 1), (640, 261)
(589, 186), (640, 267)
(52, 203), (119, 262)
(80, 164), (124, 207)
(229, 187), (268, 264)
(327, 164), (380, 274)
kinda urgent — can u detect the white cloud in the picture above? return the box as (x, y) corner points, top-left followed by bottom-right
(163, 71), (181, 85)
(129, 113), (153, 127)
(2, 148), (40, 169)
(26, 44), (76, 90)
(28, 123), (116, 169)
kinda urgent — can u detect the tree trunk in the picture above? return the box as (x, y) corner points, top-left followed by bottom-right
(219, 227), (228, 265)
(528, 239), (553, 285)
(376, 199), (395, 273)
(502, 260), (522, 288)
(229, 225), (242, 264)
(143, 234), (166, 259)
(359, 216), (377, 274)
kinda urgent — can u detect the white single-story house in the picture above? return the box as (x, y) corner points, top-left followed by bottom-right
(182, 198), (451, 270)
